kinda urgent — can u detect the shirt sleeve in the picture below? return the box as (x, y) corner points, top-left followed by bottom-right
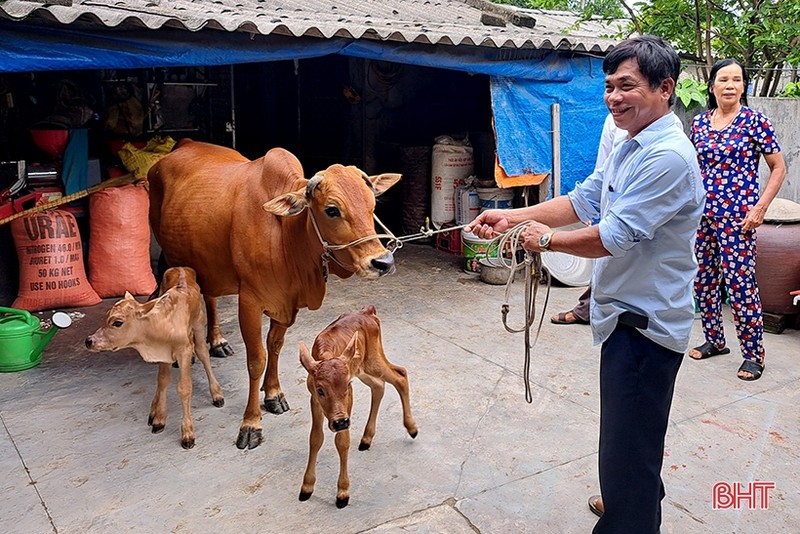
(753, 112), (782, 154)
(568, 168), (603, 223)
(689, 114), (702, 145)
(598, 147), (699, 257)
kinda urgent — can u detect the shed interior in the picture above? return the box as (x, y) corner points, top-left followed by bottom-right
(0, 56), (498, 305)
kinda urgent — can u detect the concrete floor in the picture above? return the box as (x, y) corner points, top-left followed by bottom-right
(2, 244), (798, 534)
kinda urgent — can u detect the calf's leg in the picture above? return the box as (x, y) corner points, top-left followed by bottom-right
(385, 363), (418, 439)
(357, 374), (385, 451)
(334, 428), (351, 508)
(192, 322), (224, 408)
(299, 396), (325, 502)
(149, 362), (171, 433)
(176, 348), (196, 449)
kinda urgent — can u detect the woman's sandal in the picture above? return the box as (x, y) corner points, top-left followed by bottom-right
(737, 360), (764, 381)
(688, 341), (730, 360)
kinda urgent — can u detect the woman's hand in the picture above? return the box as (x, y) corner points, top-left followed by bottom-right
(741, 203), (767, 231)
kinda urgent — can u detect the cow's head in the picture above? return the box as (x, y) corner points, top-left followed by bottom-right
(299, 332), (361, 433)
(262, 165), (401, 280)
(85, 291), (180, 353)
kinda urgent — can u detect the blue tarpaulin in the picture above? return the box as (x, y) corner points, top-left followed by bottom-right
(491, 56), (607, 194)
(0, 23), (608, 193)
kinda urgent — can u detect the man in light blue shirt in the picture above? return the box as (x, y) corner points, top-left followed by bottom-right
(466, 36), (704, 533)
(550, 112), (686, 326)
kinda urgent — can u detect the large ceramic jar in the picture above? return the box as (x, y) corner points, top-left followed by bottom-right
(755, 199), (800, 315)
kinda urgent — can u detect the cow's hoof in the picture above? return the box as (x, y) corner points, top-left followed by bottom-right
(409, 429), (418, 439)
(235, 427), (262, 450)
(264, 393), (289, 414)
(211, 343), (234, 358)
(151, 423), (165, 434)
(181, 438), (195, 449)
(358, 441), (371, 451)
(336, 496), (350, 509)
(212, 397), (225, 408)
(299, 491), (312, 502)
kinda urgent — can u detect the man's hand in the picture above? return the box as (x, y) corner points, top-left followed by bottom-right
(464, 209), (510, 239)
(521, 221), (553, 252)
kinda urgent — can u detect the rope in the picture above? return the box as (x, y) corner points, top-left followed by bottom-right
(308, 213), (472, 280)
(0, 174), (138, 226)
(484, 221), (551, 403)
(307, 214), (549, 404)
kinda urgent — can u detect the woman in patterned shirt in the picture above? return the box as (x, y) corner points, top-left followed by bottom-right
(688, 58), (787, 381)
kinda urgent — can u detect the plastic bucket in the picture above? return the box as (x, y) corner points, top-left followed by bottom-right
(462, 230), (498, 273)
(456, 187), (480, 225)
(477, 187), (514, 211)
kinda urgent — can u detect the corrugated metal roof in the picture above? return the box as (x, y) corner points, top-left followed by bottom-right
(0, 0), (622, 53)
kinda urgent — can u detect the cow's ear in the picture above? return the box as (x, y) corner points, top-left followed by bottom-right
(340, 331), (360, 362)
(143, 291), (177, 318)
(136, 296), (159, 319)
(298, 341), (317, 373)
(368, 173), (402, 197)
(262, 191), (309, 217)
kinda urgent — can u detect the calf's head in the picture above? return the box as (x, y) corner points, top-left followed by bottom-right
(263, 166), (401, 279)
(299, 332), (361, 432)
(85, 291), (180, 354)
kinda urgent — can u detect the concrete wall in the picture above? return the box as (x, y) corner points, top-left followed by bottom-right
(676, 97), (800, 204)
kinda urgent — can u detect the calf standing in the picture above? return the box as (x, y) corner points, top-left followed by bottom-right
(85, 267), (224, 449)
(298, 305), (418, 508)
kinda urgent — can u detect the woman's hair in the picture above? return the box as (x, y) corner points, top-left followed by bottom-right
(707, 58), (749, 109)
(603, 35), (681, 107)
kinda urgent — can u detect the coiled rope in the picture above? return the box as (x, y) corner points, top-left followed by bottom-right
(484, 221), (551, 403)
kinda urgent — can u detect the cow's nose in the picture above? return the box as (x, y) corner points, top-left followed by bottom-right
(332, 417), (350, 432)
(85, 337), (93, 348)
(371, 252), (395, 275)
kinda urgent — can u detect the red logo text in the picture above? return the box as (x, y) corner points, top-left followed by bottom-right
(713, 481), (775, 510)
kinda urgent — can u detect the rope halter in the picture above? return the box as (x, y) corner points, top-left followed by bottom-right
(304, 175), (401, 281)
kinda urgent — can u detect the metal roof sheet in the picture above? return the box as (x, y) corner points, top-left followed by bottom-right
(0, 0), (623, 53)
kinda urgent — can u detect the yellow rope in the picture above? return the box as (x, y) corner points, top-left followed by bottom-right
(0, 174), (139, 226)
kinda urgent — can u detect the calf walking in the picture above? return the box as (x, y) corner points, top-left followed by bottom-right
(298, 305), (418, 508)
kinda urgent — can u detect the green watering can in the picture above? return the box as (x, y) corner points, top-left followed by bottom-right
(0, 306), (72, 372)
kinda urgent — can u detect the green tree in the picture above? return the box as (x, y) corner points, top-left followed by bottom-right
(495, 0), (800, 96)
(633, 0), (800, 95)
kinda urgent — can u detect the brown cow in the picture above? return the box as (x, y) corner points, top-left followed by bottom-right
(85, 267), (225, 449)
(147, 140), (400, 449)
(298, 305), (418, 508)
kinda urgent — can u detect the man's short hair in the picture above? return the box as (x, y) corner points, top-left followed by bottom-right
(603, 35), (681, 107)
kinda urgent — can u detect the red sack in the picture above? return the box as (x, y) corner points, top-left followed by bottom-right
(11, 210), (101, 311)
(88, 182), (157, 297)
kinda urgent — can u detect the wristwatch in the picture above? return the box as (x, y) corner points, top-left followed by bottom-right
(538, 231), (554, 252)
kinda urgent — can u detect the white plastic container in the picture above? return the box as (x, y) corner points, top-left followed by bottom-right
(455, 186), (480, 225)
